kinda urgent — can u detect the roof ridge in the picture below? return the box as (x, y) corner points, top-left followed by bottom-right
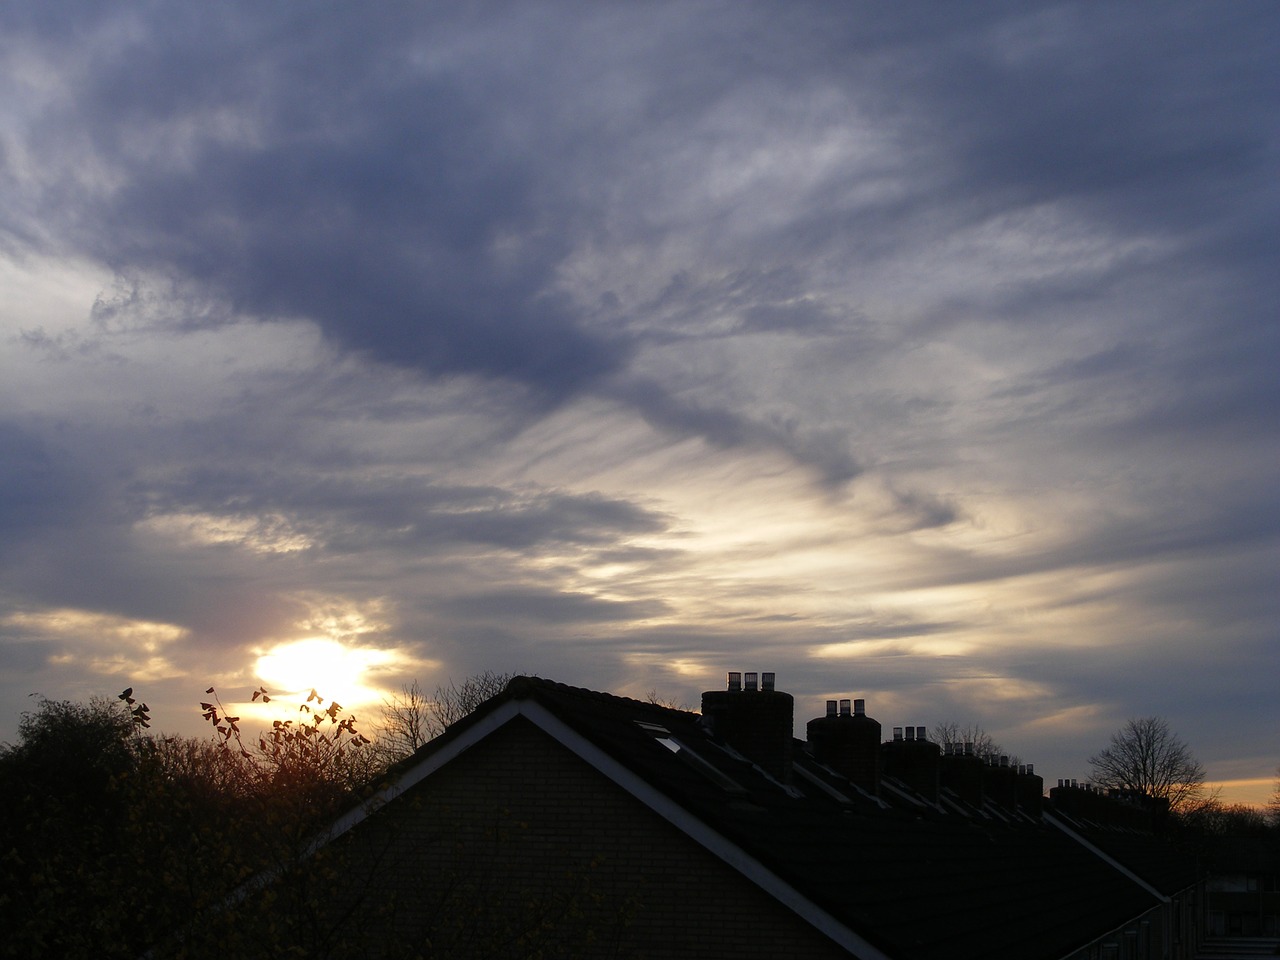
(505, 674), (699, 718)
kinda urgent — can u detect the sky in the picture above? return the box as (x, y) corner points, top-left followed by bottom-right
(1, 2), (1276, 805)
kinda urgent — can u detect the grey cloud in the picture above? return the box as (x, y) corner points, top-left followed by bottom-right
(878, 487), (960, 532)
(897, 496), (1280, 596)
(640, 268), (850, 340)
(739, 300), (842, 335)
(0, 424), (94, 541)
(0, 627), (64, 679)
(9, 1), (1273, 469)
(884, 5), (1277, 231)
(436, 589), (668, 626)
(148, 468), (668, 553)
(610, 377), (862, 485)
(12, 4), (630, 399)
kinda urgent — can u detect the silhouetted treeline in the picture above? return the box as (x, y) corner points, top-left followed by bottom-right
(0, 689), (379, 958)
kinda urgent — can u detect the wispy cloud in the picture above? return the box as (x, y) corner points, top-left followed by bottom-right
(1, 1), (1276, 797)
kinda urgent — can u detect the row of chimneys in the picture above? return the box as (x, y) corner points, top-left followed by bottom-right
(700, 672), (1043, 815)
(1048, 780), (1171, 831)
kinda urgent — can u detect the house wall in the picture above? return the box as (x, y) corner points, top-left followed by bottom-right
(323, 716), (855, 959)
(1208, 874), (1280, 937)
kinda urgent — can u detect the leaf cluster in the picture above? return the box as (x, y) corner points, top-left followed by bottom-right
(202, 685), (376, 801)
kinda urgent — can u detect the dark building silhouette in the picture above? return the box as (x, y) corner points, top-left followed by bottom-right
(208, 673), (1208, 959)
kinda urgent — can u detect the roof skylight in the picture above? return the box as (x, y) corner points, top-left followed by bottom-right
(635, 721), (748, 794)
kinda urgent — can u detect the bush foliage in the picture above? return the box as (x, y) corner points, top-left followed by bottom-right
(0, 686), (378, 958)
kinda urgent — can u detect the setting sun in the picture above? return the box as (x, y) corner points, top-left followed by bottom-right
(254, 638), (396, 708)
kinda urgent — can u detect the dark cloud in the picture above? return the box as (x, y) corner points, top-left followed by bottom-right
(0, 424), (93, 541)
(889, 494), (1280, 596)
(883, 4), (1278, 230)
(610, 376), (862, 485)
(145, 466), (668, 553)
(11, 4), (631, 400)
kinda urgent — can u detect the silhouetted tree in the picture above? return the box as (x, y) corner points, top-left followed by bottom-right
(1270, 765), (1280, 827)
(375, 678), (432, 765)
(0, 685), (381, 959)
(375, 671), (513, 766)
(0, 695), (150, 956)
(202, 684), (376, 803)
(931, 721), (1019, 764)
(425, 670), (514, 730)
(1, 693), (139, 793)
(1179, 798), (1272, 837)
(1088, 716), (1206, 813)
(645, 687), (691, 710)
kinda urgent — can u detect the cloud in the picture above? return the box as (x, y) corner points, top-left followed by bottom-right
(0, 1), (1275, 795)
(0, 423), (94, 542)
(10, 5), (631, 395)
(436, 589), (669, 626)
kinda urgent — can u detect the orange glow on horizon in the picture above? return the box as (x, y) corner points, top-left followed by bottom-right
(1209, 777), (1276, 810)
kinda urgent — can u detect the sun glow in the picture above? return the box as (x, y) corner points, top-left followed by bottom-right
(254, 638), (397, 709)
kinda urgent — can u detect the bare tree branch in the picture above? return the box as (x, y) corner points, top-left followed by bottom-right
(1270, 765), (1280, 828)
(374, 671), (515, 767)
(427, 670), (514, 732)
(930, 721), (1019, 765)
(1088, 716), (1206, 812)
(375, 679), (431, 766)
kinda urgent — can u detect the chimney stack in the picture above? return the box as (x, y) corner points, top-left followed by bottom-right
(806, 694), (883, 795)
(983, 755), (1019, 814)
(940, 740), (985, 808)
(1048, 781), (1167, 831)
(1015, 763), (1043, 816)
(702, 671), (794, 782)
(881, 723), (941, 803)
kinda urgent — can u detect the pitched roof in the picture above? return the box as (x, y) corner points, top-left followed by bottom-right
(340, 677), (1186, 960)
(1044, 799), (1202, 897)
